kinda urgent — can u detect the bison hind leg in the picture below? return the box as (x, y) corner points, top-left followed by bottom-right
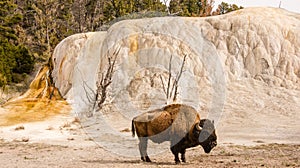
(138, 138), (152, 162)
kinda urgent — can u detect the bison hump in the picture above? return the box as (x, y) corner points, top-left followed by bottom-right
(134, 109), (166, 122)
(133, 104), (200, 139)
(150, 111), (173, 133)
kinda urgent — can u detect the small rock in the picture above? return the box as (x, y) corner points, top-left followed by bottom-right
(61, 122), (71, 128)
(72, 117), (81, 124)
(22, 137), (29, 142)
(120, 128), (130, 132)
(85, 137), (93, 141)
(254, 140), (265, 143)
(15, 125), (25, 131)
(46, 126), (54, 130)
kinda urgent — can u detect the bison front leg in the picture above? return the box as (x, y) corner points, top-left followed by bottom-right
(180, 149), (186, 163)
(170, 140), (182, 164)
(138, 137), (151, 162)
(170, 145), (180, 164)
(171, 138), (188, 164)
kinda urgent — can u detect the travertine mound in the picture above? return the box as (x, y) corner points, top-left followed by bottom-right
(51, 7), (300, 116)
(203, 8), (300, 89)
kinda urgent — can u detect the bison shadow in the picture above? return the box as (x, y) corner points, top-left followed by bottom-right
(81, 159), (192, 165)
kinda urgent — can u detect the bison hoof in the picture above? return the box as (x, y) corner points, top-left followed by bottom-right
(145, 156), (152, 162)
(175, 160), (181, 164)
(141, 156), (152, 162)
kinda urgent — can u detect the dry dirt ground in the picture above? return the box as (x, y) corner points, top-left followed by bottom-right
(0, 139), (299, 168)
(0, 80), (299, 167)
(0, 114), (299, 168)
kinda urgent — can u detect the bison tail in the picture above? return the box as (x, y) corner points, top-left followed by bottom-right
(131, 119), (135, 137)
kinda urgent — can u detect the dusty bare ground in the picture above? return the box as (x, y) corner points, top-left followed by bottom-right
(0, 80), (299, 167)
(0, 139), (299, 168)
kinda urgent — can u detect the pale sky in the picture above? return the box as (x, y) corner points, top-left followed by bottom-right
(161, 0), (300, 14)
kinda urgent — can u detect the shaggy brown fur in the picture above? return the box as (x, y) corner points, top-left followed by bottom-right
(132, 104), (200, 143)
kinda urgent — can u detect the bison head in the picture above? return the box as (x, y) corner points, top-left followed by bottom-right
(193, 119), (217, 153)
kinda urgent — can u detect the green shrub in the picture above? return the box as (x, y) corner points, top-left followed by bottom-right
(0, 39), (34, 87)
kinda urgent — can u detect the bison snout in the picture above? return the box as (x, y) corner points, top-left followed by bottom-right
(212, 141), (217, 148)
(204, 147), (212, 153)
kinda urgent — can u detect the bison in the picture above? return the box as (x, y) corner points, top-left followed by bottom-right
(131, 104), (217, 164)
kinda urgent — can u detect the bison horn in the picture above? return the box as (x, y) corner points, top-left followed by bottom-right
(196, 123), (202, 131)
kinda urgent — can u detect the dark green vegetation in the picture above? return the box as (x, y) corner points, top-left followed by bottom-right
(0, 0), (242, 88)
(169, 0), (243, 16)
(0, 0), (34, 87)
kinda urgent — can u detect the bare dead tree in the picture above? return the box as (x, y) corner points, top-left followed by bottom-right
(171, 54), (187, 101)
(160, 54), (187, 103)
(96, 47), (121, 109)
(279, 1), (282, 8)
(162, 0), (170, 15)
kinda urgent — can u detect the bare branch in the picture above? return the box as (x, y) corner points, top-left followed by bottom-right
(162, 0), (171, 15)
(75, 66), (98, 106)
(166, 55), (172, 99)
(159, 74), (167, 96)
(160, 54), (188, 103)
(169, 10), (182, 16)
(83, 80), (96, 102)
(97, 46), (121, 108)
(172, 54), (187, 101)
